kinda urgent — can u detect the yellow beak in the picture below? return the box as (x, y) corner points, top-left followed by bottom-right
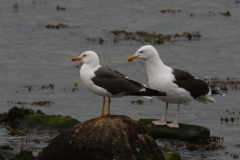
(127, 55), (138, 62)
(71, 57), (82, 61)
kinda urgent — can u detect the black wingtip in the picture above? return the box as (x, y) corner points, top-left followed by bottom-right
(123, 90), (167, 97)
(160, 92), (167, 96)
(143, 88), (167, 96)
(211, 87), (225, 96)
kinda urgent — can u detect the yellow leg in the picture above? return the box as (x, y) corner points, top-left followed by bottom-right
(92, 97), (106, 119)
(103, 97), (111, 116)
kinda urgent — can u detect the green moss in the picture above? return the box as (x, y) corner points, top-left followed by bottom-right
(163, 152), (182, 160)
(19, 114), (80, 132)
(25, 114), (79, 124)
(138, 119), (210, 142)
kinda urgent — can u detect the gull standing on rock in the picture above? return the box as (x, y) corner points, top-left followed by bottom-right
(71, 51), (166, 119)
(127, 45), (223, 128)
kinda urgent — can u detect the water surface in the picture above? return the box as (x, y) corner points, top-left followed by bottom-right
(1, 0), (240, 159)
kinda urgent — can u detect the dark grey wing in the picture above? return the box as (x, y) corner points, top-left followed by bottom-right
(92, 66), (166, 96)
(172, 69), (209, 99)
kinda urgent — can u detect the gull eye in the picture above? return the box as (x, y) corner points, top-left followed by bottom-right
(139, 51), (144, 53)
(83, 54), (86, 57)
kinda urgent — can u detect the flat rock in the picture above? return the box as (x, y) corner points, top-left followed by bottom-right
(36, 115), (165, 160)
(138, 119), (210, 142)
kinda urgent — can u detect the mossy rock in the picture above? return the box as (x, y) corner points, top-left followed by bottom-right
(19, 114), (80, 132)
(138, 119), (210, 142)
(163, 152), (182, 160)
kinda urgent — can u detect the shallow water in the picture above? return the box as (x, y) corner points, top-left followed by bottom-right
(1, 0), (240, 159)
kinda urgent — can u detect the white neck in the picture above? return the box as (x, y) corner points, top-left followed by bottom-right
(145, 54), (172, 89)
(83, 56), (100, 69)
(80, 57), (100, 79)
(145, 54), (168, 76)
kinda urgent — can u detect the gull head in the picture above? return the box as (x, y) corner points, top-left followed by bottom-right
(127, 45), (158, 62)
(71, 51), (99, 65)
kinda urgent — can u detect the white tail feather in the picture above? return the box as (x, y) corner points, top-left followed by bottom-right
(196, 96), (216, 104)
(141, 96), (152, 99)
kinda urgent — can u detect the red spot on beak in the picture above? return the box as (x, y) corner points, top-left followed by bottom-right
(128, 59), (132, 62)
(71, 57), (81, 61)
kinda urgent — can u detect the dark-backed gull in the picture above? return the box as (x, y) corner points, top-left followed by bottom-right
(127, 45), (223, 128)
(71, 51), (166, 119)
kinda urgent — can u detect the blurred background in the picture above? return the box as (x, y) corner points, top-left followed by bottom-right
(0, 0), (240, 159)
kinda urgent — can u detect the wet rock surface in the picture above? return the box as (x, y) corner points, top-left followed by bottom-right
(162, 139), (225, 151)
(19, 114), (80, 133)
(0, 107), (80, 132)
(0, 107), (34, 128)
(37, 115), (165, 160)
(138, 119), (210, 142)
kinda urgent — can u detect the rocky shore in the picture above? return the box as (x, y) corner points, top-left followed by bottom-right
(36, 115), (165, 160)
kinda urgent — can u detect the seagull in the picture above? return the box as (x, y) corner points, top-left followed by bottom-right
(71, 51), (166, 119)
(127, 45), (223, 128)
